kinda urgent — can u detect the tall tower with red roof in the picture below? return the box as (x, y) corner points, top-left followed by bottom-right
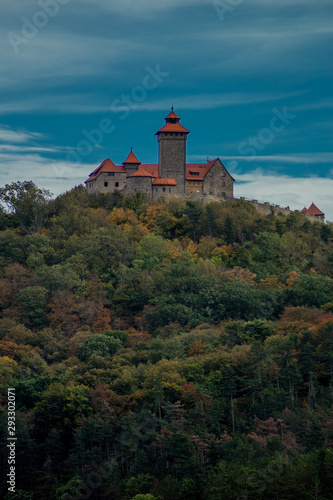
(156, 108), (190, 193)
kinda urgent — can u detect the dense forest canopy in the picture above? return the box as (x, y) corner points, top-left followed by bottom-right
(0, 181), (333, 500)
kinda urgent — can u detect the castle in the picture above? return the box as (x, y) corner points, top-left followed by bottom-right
(84, 109), (325, 222)
(85, 108), (235, 200)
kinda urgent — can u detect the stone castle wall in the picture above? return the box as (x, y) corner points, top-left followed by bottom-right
(236, 197), (324, 222)
(152, 184), (177, 201)
(186, 180), (203, 194)
(237, 197), (291, 216)
(202, 159), (233, 198)
(126, 176), (153, 196)
(87, 172), (126, 195)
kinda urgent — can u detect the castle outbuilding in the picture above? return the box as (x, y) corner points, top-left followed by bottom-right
(85, 109), (235, 200)
(301, 203), (325, 222)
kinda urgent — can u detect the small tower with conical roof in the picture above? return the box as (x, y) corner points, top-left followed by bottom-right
(123, 148), (141, 177)
(156, 108), (190, 193)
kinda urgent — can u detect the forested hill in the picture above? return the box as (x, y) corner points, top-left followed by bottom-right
(0, 181), (333, 500)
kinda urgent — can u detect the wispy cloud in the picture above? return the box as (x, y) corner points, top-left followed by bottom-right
(0, 127), (44, 143)
(81, 0), (333, 17)
(81, 0), (206, 16)
(222, 153), (333, 165)
(0, 91), (305, 115)
(0, 145), (59, 153)
(292, 99), (333, 112)
(0, 150), (91, 194)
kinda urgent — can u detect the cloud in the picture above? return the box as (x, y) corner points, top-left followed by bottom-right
(0, 127), (44, 143)
(292, 99), (333, 112)
(1, 0), (331, 96)
(221, 153), (333, 165)
(0, 145), (59, 153)
(80, 0), (333, 17)
(81, 0), (206, 16)
(0, 126), (87, 194)
(0, 150), (91, 195)
(0, 91), (304, 116)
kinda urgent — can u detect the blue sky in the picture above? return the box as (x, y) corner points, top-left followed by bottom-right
(1, 0), (333, 219)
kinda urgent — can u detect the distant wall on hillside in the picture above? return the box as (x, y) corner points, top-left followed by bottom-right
(163, 193), (325, 223)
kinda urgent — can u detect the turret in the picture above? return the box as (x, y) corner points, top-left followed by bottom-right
(123, 148), (141, 177)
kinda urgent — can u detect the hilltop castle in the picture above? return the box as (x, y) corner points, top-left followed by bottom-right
(85, 109), (235, 200)
(84, 109), (325, 222)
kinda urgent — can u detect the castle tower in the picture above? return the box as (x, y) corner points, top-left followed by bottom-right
(123, 148), (141, 177)
(156, 108), (190, 193)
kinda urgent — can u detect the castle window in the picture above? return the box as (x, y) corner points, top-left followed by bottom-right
(222, 182), (225, 187)
(104, 182), (108, 187)
(163, 187), (166, 192)
(222, 192), (226, 197)
(115, 182), (119, 187)
(222, 172), (226, 177)
(108, 173), (114, 176)
(169, 188), (171, 192)
(210, 172), (213, 176)
(210, 182), (213, 186)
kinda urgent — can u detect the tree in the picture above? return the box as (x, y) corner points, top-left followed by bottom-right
(78, 334), (122, 361)
(320, 224), (331, 244)
(47, 291), (80, 336)
(17, 286), (48, 328)
(0, 181), (52, 232)
(184, 201), (203, 242)
(285, 274), (333, 308)
(223, 217), (236, 245)
(33, 382), (93, 441)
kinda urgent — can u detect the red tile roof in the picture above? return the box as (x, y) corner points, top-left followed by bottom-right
(89, 159), (111, 176)
(123, 149), (141, 165)
(157, 122), (190, 134)
(301, 207), (308, 213)
(156, 109), (190, 135)
(140, 164), (159, 177)
(165, 110), (181, 120)
(306, 203), (324, 216)
(186, 159), (218, 180)
(153, 178), (177, 186)
(85, 158), (126, 182)
(128, 168), (154, 178)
